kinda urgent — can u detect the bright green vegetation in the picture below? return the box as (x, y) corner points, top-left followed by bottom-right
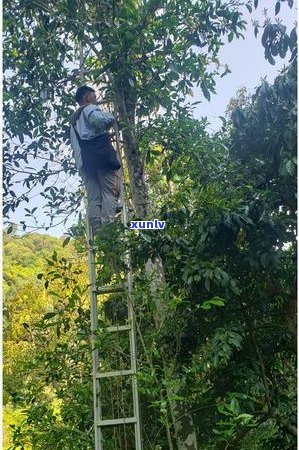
(3, 232), (89, 449)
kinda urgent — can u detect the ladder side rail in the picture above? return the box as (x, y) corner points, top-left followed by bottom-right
(86, 217), (102, 450)
(127, 268), (143, 450)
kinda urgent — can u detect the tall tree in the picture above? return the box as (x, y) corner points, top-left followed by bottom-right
(3, 0), (296, 225)
(3, 0), (249, 224)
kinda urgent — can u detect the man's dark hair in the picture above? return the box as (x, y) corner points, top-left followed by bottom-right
(75, 86), (95, 104)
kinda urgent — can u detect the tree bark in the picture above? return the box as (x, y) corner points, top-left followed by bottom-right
(115, 89), (149, 218)
(114, 83), (198, 450)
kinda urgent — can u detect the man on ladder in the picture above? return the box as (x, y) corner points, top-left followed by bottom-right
(69, 85), (143, 450)
(70, 85), (121, 233)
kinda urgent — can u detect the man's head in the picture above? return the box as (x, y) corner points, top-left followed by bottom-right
(75, 86), (97, 105)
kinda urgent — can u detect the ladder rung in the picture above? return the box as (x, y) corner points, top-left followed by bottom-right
(96, 369), (134, 379)
(97, 282), (127, 294)
(101, 325), (132, 333)
(98, 417), (137, 427)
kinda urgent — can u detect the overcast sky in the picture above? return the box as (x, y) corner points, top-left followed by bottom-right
(193, 1), (296, 131)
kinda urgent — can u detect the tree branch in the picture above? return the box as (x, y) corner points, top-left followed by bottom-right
(252, 337), (272, 413)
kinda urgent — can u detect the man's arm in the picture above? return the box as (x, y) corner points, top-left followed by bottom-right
(83, 105), (115, 130)
(70, 125), (83, 172)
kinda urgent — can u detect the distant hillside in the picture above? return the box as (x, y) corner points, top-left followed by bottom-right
(3, 231), (88, 449)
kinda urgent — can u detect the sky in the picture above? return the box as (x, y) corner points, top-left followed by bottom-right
(193, 1), (296, 131)
(7, 1), (297, 237)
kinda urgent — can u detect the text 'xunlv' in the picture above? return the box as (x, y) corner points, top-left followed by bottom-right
(130, 220), (166, 230)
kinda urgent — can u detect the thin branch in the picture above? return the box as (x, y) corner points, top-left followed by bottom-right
(81, 34), (102, 61)
(257, 411), (297, 437)
(252, 337), (272, 413)
(10, 169), (64, 177)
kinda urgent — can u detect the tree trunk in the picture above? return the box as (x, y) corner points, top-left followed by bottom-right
(114, 84), (198, 450)
(169, 393), (199, 450)
(286, 277), (297, 352)
(115, 89), (149, 218)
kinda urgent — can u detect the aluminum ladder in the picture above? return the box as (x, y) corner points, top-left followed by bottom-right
(86, 141), (143, 450)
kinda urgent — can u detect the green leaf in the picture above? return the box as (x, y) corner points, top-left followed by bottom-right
(201, 81), (211, 101)
(201, 297), (226, 309)
(141, 233), (152, 243)
(209, 298), (225, 306)
(275, 1), (281, 15)
(267, 53), (276, 65)
(236, 413), (253, 421)
(43, 312), (57, 320)
(7, 225), (13, 234)
(3, 205), (10, 215)
(200, 302), (212, 310)
(46, 259), (54, 266)
(63, 236), (71, 247)
(229, 397), (240, 414)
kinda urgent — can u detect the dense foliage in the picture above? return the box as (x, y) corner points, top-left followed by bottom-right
(3, 0), (296, 449)
(3, 232), (89, 448)
(4, 63), (297, 449)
